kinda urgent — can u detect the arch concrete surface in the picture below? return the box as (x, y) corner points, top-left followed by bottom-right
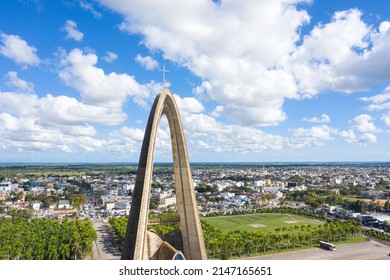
(121, 89), (207, 260)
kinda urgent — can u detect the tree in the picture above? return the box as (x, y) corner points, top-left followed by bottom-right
(69, 194), (87, 209)
(384, 200), (390, 212)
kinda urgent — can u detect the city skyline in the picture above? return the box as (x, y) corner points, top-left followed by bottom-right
(1, 0), (390, 163)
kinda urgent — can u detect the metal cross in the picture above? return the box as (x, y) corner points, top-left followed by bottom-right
(159, 65), (169, 88)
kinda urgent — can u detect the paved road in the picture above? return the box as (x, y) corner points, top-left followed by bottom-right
(243, 240), (390, 260)
(92, 219), (121, 260)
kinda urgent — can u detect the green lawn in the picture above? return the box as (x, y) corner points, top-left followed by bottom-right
(204, 213), (323, 233)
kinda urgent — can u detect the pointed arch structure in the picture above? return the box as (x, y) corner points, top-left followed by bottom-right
(121, 89), (207, 260)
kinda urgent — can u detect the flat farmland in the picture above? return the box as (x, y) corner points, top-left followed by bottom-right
(204, 213), (323, 233)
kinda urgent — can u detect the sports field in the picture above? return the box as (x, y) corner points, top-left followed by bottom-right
(204, 213), (323, 233)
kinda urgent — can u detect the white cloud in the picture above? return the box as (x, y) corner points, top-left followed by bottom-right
(0, 47), (166, 156)
(179, 112), (285, 154)
(0, 112), (97, 153)
(102, 51), (118, 63)
(350, 114), (379, 133)
(0, 95), (145, 155)
(211, 105), (224, 117)
(135, 54), (159, 70)
(80, 1), (102, 18)
(36, 94), (127, 126)
(99, 1), (390, 127)
(303, 113), (331, 123)
(382, 112), (390, 127)
(59, 48), (160, 108)
(287, 9), (373, 95)
(100, 0), (390, 126)
(0, 33), (40, 66)
(361, 85), (390, 111)
(339, 129), (357, 143)
(288, 125), (338, 148)
(5, 71), (35, 94)
(100, 0), (308, 126)
(359, 133), (377, 145)
(339, 129), (377, 146)
(173, 94), (204, 116)
(62, 20), (84, 42)
(0, 48), (167, 157)
(0, 91), (37, 117)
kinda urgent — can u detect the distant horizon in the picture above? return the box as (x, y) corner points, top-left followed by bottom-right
(1, 160), (390, 165)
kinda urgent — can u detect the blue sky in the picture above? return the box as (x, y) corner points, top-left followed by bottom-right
(1, 0), (390, 163)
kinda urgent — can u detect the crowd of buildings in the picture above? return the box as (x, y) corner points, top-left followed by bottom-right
(0, 164), (389, 222)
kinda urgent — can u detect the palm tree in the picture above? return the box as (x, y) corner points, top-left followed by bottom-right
(290, 232), (299, 249)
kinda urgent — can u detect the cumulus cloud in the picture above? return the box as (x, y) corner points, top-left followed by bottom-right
(288, 125), (338, 148)
(339, 129), (377, 145)
(102, 51), (118, 63)
(359, 133), (377, 145)
(211, 105), (224, 117)
(0, 89), (147, 155)
(98, 0), (390, 127)
(59, 48), (160, 108)
(287, 9), (373, 95)
(173, 94), (204, 116)
(0, 33), (40, 66)
(0, 48), (168, 157)
(135, 54), (159, 70)
(5, 71), (35, 94)
(0, 111), (97, 153)
(382, 112), (390, 128)
(99, 0), (309, 126)
(339, 129), (357, 143)
(62, 20), (84, 41)
(350, 114), (380, 133)
(0, 57), (158, 156)
(155, 109), (287, 156)
(303, 113), (331, 123)
(361, 85), (390, 111)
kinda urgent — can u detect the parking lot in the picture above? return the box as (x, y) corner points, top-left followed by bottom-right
(244, 240), (390, 260)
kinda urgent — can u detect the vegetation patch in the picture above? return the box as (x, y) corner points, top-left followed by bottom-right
(108, 208), (363, 260)
(205, 213), (322, 233)
(0, 217), (97, 260)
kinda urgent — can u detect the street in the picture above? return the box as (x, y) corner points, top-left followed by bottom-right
(91, 219), (121, 260)
(244, 239), (390, 260)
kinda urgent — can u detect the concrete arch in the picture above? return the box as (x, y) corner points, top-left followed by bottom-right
(121, 89), (207, 260)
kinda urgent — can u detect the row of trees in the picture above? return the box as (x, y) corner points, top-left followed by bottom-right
(109, 216), (128, 249)
(202, 219), (362, 259)
(283, 189), (390, 213)
(108, 209), (362, 260)
(364, 228), (390, 243)
(203, 206), (326, 220)
(108, 210), (180, 250)
(0, 218), (97, 260)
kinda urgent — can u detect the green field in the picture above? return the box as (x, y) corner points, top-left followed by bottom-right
(204, 213), (323, 233)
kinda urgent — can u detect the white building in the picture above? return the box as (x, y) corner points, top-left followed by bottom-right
(263, 186), (279, 194)
(58, 200), (71, 209)
(32, 201), (41, 210)
(122, 183), (135, 191)
(105, 201), (116, 211)
(361, 190), (382, 198)
(159, 194), (176, 208)
(254, 180), (266, 187)
(0, 181), (12, 192)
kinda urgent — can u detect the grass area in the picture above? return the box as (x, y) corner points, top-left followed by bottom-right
(204, 213), (323, 233)
(0, 164), (139, 178)
(340, 195), (388, 206)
